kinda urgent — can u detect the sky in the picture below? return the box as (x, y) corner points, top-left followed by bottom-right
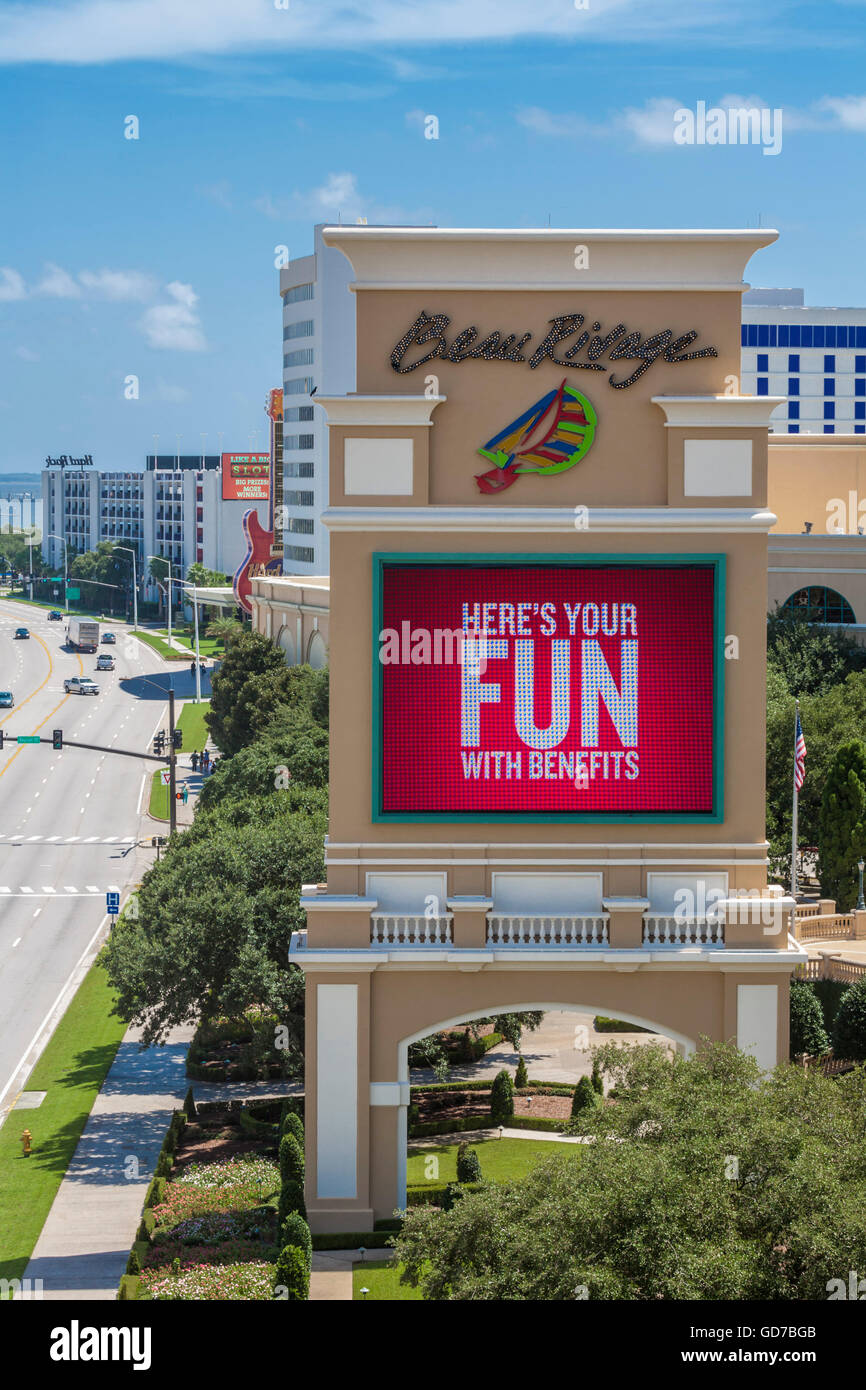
(1, 0), (866, 472)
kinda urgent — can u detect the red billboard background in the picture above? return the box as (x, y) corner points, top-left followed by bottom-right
(378, 563), (717, 816)
(221, 452), (270, 501)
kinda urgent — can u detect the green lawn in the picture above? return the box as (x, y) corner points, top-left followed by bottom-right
(155, 629), (223, 660)
(407, 1137), (577, 1189)
(1, 592), (121, 621)
(0, 958), (127, 1284)
(148, 769), (170, 819)
(353, 1259), (423, 1301)
(133, 630), (189, 662)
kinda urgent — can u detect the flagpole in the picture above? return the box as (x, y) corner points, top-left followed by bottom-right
(791, 698), (799, 899)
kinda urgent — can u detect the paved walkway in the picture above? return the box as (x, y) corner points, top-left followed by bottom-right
(21, 1022), (196, 1301)
(310, 1249), (396, 1302)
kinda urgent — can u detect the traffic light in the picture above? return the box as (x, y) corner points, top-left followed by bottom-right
(153, 731), (165, 754)
(172, 729), (182, 749)
(53, 728), (63, 750)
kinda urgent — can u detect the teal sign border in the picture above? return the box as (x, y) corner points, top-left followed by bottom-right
(371, 551), (726, 825)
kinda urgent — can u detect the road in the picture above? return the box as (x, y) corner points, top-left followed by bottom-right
(0, 596), (204, 1116)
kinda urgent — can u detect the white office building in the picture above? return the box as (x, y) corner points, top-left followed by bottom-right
(42, 457), (268, 585)
(741, 288), (866, 434)
(279, 224), (356, 573)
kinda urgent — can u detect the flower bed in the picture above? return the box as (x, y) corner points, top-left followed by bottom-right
(151, 1155), (279, 1229)
(141, 1261), (276, 1300)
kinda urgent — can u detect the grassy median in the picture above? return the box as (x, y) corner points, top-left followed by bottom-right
(0, 956), (126, 1285)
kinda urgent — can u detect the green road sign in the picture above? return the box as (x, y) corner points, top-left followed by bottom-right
(66, 587), (80, 599)
(50, 576), (63, 581)
(16, 735), (41, 744)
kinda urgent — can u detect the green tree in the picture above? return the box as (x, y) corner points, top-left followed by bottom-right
(571, 1075), (599, 1116)
(273, 1245), (309, 1300)
(767, 610), (866, 697)
(817, 739), (866, 908)
(279, 1212), (312, 1272)
(206, 615), (245, 651)
(491, 1011), (544, 1051)
(279, 1132), (304, 1186)
(198, 702), (328, 812)
(102, 796), (325, 1047)
(514, 1055), (528, 1089)
(833, 978), (866, 1062)
(206, 631), (310, 755)
(489, 1069), (514, 1125)
(186, 562), (230, 587)
(394, 1041), (866, 1301)
(788, 980), (830, 1058)
(456, 1143), (482, 1184)
(591, 1057), (604, 1096)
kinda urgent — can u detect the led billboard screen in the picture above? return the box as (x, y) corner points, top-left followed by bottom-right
(374, 557), (722, 821)
(221, 452), (270, 501)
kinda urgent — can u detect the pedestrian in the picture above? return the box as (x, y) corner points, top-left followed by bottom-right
(201, 748), (209, 773)
(191, 750), (199, 773)
(182, 783), (189, 805)
(190, 659), (195, 675)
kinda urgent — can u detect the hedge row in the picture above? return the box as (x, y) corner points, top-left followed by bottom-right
(118, 1276), (140, 1301)
(124, 1108), (188, 1289)
(410, 1112), (568, 1138)
(312, 1232), (396, 1250)
(410, 1078), (573, 1096)
(406, 1181), (485, 1207)
(506, 1116), (568, 1133)
(238, 1108), (279, 1140)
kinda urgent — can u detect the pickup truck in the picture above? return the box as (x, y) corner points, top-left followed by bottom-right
(96, 654), (115, 671)
(64, 677), (100, 696)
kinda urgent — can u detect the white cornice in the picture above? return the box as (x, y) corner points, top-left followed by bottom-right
(652, 395), (786, 428)
(322, 505), (777, 534)
(321, 226), (777, 293)
(314, 395), (445, 427)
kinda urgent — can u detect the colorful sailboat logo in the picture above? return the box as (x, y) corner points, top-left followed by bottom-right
(475, 379), (597, 494)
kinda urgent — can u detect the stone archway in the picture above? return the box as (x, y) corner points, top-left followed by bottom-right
(276, 624), (295, 664)
(391, 999), (696, 1212)
(306, 628), (327, 669)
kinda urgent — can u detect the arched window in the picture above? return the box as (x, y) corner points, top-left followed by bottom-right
(276, 625), (295, 665)
(306, 629), (327, 669)
(781, 586), (856, 625)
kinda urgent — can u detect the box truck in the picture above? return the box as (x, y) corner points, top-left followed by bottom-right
(67, 617), (99, 652)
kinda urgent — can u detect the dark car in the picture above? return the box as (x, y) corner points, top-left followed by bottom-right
(0, 691), (13, 708)
(47, 610), (63, 620)
(13, 627), (29, 639)
(101, 632), (116, 644)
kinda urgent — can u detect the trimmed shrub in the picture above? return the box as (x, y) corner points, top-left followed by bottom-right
(456, 1143), (482, 1183)
(441, 1182), (465, 1212)
(833, 977), (866, 1061)
(789, 980), (830, 1058)
(281, 1112), (305, 1149)
(280, 1211), (312, 1272)
(278, 1179), (307, 1226)
(313, 1231), (396, 1251)
(183, 1086), (196, 1119)
(406, 1181), (484, 1207)
(591, 1058), (604, 1096)
(489, 1069), (514, 1125)
(571, 1075), (599, 1116)
(594, 1017), (652, 1034)
(505, 1115), (565, 1134)
(273, 1244), (309, 1301)
(279, 1132), (305, 1186)
(126, 1248), (141, 1275)
(810, 978), (848, 1034)
(514, 1055), (528, 1090)
(117, 1275), (140, 1301)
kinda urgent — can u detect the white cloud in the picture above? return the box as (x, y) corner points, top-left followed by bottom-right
(818, 95), (866, 131)
(139, 282), (207, 352)
(78, 268), (156, 300)
(14, 345), (39, 362)
(36, 262), (81, 297)
(0, 267), (26, 301)
(255, 171), (428, 227)
(0, 0), (788, 66)
(197, 179), (233, 210)
(621, 98), (684, 147)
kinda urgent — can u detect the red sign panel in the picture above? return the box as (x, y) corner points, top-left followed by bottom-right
(221, 452), (270, 501)
(378, 562), (718, 817)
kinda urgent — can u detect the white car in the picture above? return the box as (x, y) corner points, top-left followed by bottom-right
(96, 654), (115, 671)
(64, 677), (100, 696)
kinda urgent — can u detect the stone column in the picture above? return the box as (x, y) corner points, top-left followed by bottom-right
(448, 896), (493, 948)
(603, 897), (650, 949)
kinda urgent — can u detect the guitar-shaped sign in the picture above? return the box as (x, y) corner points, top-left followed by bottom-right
(233, 388), (285, 614)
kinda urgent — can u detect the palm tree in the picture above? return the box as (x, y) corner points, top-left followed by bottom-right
(206, 616), (244, 652)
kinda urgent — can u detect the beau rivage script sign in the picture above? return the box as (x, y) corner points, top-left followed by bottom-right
(390, 311), (718, 389)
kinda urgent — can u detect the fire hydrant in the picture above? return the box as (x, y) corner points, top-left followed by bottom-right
(20, 1128), (32, 1157)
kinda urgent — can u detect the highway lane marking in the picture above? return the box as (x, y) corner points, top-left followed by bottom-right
(0, 632), (83, 782)
(33, 908), (41, 918)
(11, 938), (20, 948)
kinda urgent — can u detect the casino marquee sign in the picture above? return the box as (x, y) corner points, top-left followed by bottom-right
(390, 310), (718, 389)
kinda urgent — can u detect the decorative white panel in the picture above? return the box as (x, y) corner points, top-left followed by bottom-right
(316, 984), (358, 1198)
(737, 984), (778, 1072)
(683, 439), (752, 496)
(344, 438), (413, 495)
(491, 872), (603, 914)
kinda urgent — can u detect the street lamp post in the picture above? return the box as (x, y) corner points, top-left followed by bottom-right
(173, 578), (202, 703)
(147, 555), (172, 646)
(112, 545), (138, 631)
(46, 533), (68, 613)
(858, 859), (865, 912)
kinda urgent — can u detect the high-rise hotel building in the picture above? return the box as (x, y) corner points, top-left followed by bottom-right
(741, 288), (866, 435)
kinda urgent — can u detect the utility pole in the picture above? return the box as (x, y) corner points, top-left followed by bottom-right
(168, 687), (177, 835)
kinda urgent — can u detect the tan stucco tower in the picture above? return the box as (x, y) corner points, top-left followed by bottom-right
(291, 227), (806, 1233)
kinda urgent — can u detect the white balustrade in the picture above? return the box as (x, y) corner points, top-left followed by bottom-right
(643, 915), (724, 947)
(370, 913), (453, 946)
(486, 914), (609, 946)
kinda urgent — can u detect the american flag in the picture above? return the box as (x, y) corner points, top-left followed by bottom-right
(794, 713), (807, 792)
